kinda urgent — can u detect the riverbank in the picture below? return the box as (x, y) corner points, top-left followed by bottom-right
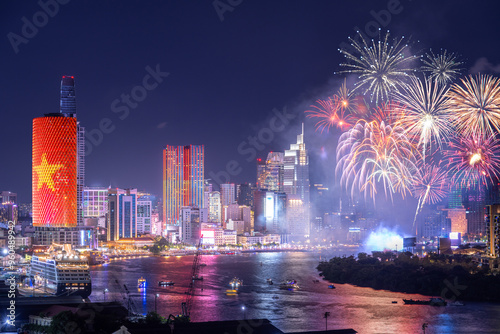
(317, 253), (500, 302)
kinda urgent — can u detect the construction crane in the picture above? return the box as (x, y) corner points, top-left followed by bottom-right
(168, 235), (203, 324)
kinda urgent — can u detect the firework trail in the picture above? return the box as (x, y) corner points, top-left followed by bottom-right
(445, 134), (500, 189)
(336, 103), (419, 203)
(447, 74), (500, 140)
(338, 30), (418, 104)
(421, 50), (463, 85)
(411, 164), (449, 234)
(393, 75), (452, 161)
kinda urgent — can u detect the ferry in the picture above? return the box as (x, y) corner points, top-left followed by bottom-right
(158, 280), (174, 286)
(229, 277), (243, 288)
(137, 277), (146, 288)
(226, 289), (237, 296)
(279, 279), (299, 290)
(20, 244), (91, 298)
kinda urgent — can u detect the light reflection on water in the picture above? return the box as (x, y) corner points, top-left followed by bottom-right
(90, 251), (500, 333)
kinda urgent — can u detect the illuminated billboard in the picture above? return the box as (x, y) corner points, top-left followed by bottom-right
(32, 116), (77, 227)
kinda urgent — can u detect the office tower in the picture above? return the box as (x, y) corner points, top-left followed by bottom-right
(222, 203), (240, 227)
(486, 204), (500, 257)
(33, 113), (77, 227)
(137, 198), (152, 235)
(180, 206), (208, 244)
(446, 208), (468, 234)
(253, 190), (286, 233)
(83, 187), (109, 218)
(107, 188), (137, 241)
(208, 191), (221, 223)
(256, 152), (284, 192)
(203, 181), (213, 209)
(237, 183), (254, 207)
(463, 186), (486, 236)
(60, 76), (85, 227)
(284, 123), (310, 237)
(163, 145), (205, 226)
(221, 183), (236, 206)
(0, 191), (17, 204)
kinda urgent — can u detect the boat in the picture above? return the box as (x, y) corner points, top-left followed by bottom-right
(192, 275), (203, 281)
(267, 278), (273, 285)
(403, 298), (447, 306)
(279, 279), (299, 290)
(20, 244), (91, 298)
(199, 263), (207, 267)
(328, 284), (336, 289)
(230, 277), (243, 288)
(158, 281), (174, 286)
(272, 295), (279, 299)
(313, 279), (320, 283)
(226, 289), (237, 296)
(137, 277), (146, 288)
(392, 301), (398, 304)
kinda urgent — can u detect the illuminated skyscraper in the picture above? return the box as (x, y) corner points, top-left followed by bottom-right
(284, 123), (310, 238)
(32, 114), (77, 227)
(221, 183), (236, 206)
(257, 152), (284, 192)
(163, 145), (204, 226)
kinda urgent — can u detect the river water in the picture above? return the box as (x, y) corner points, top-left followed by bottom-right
(89, 251), (500, 333)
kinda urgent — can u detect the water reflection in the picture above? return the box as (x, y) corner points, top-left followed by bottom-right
(90, 252), (500, 333)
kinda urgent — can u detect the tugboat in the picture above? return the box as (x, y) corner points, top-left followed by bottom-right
(158, 280), (175, 286)
(137, 277), (146, 288)
(403, 298), (447, 306)
(279, 279), (299, 290)
(230, 277), (243, 288)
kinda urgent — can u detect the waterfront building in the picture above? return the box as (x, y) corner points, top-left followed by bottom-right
(107, 188), (137, 241)
(180, 206), (207, 244)
(163, 145), (204, 226)
(237, 183), (254, 207)
(0, 191), (17, 204)
(83, 187), (108, 228)
(283, 123), (310, 238)
(137, 198), (152, 235)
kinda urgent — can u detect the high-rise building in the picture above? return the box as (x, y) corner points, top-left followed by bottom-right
(485, 204), (500, 258)
(253, 190), (286, 233)
(221, 183), (236, 206)
(107, 188), (137, 241)
(0, 191), (17, 204)
(32, 114), (77, 227)
(237, 183), (254, 207)
(83, 187), (109, 218)
(203, 181), (213, 209)
(208, 191), (221, 223)
(137, 198), (152, 235)
(180, 206), (207, 244)
(256, 152), (284, 192)
(163, 145), (204, 226)
(283, 123), (310, 237)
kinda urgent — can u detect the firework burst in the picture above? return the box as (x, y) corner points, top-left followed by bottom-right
(421, 50), (463, 85)
(393, 75), (452, 160)
(305, 80), (354, 132)
(338, 30), (418, 104)
(447, 74), (500, 139)
(336, 104), (419, 202)
(445, 134), (500, 188)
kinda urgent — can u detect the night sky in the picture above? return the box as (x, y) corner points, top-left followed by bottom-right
(1, 0), (500, 213)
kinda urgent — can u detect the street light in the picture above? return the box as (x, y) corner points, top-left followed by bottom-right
(241, 306), (246, 319)
(324, 312), (330, 331)
(103, 288), (108, 302)
(155, 293), (160, 313)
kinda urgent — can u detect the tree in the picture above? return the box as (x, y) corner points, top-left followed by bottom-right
(145, 311), (165, 325)
(48, 311), (85, 334)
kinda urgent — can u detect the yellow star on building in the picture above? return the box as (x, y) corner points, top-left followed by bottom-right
(33, 154), (64, 191)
